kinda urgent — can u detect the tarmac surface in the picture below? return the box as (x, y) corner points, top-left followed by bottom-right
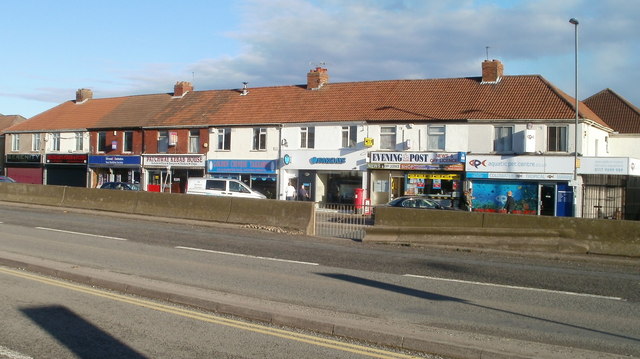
(0, 219), (630, 359)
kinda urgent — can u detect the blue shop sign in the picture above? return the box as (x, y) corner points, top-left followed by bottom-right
(309, 157), (346, 165)
(207, 159), (277, 174)
(89, 155), (141, 166)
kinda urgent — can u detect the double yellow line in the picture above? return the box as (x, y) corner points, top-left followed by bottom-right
(0, 267), (421, 359)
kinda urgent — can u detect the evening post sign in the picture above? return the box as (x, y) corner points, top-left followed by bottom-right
(369, 151), (466, 169)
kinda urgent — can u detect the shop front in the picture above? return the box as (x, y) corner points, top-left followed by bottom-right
(465, 155), (574, 216)
(142, 154), (205, 193)
(368, 151), (466, 206)
(279, 150), (367, 203)
(45, 154), (88, 187)
(207, 159), (278, 199)
(88, 155), (142, 188)
(5, 154), (43, 184)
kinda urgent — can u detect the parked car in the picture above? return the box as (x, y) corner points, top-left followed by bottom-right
(383, 196), (446, 210)
(0, 175), (16, 183)
(100, 182), (140, 191)
(186, 177), (266, 199)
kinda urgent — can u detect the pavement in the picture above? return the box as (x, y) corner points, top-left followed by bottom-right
(0, 204), (630, 359)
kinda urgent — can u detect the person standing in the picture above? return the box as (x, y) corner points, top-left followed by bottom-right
(298, 184), (309, 201)
(463, 190), (474, 212)
(286, 183), (296, 200)
(504, 191), (516, 214)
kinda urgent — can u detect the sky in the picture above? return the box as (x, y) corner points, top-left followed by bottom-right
(1, 0), (638, 119)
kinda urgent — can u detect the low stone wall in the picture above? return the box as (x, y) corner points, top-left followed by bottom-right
(0, 183), (315, 234)
(366, 207), (640, 257)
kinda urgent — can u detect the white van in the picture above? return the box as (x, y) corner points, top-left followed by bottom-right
(186, 178), (266, 199)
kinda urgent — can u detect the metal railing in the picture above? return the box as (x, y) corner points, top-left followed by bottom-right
(315, 203), (373, 241)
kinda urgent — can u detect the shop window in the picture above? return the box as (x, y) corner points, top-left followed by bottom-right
(493, 126), (513, 152)
(157, 131), (169, 153)
(51, 133), (61, 152)
(189, 129), (200, 153)
(98, 132), (107, 152)
(380, 126), (396, 150)
(123, 131), (133, 152)
(342, 126), (357, 148)
(32, 134), (41, 151)
(75, 132), (84, 151)
(252, 128), (267, 151)
(300, 127), (315, 149)
(427, 125), (445, 151)
(11, 134), (19, 151)
(217, 128), (231, 151)
(547, 126), (567, 152)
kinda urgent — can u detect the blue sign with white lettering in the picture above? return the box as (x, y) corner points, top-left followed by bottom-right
(207, 159), (277, 173)
(89, 155), (141, 167)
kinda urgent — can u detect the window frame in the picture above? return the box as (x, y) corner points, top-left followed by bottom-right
(188, 129), (200, 153)
(547, 126), (568, 152)
(217, 128), (231, 151)
(157, 131), (169, 153)
(97, 132), (107, 153)
(252, 128), (267, 151)
(11, 134), (19, 151)
(342, 126), (357, 148)
(75, 132), (84, 151)
(493, 126), (513, 153)
(51, 133), (61, 152)
(123, 131), (133, 153)
(300, 126), (315, 149)
(427, 125), (446, 151)
(380, 126), (397, 150)
(32, 133), (41, 151)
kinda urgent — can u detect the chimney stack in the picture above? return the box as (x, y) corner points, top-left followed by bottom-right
(307, 67), (329, 90)
(75, 88), (93, 103)
(174, 81), (193, 97)
(481, 59), (504, 83)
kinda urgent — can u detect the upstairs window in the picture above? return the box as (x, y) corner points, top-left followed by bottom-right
(189, 129), (200, 153)
(98, 132), (107, 152)
(217, 128), (231, 151)
(342, 126), (357, 148)
(547, 126), (567, 152)
(427, 125), (445, 151)
(51, 133), (61, 152)
(123, 131), (133, 152)
(11, 134), (19, 151)
(252, 128), (267, 151)
(380, 126), (396, 150)
(494, 126), (513, 152)
(300, 127), (315, 149)
(32, 133), (41, 151)
(75, 132), (84, 151)
(157, 131), (169, 153)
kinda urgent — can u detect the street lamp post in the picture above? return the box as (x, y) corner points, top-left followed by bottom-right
(569, 17), (579, 217)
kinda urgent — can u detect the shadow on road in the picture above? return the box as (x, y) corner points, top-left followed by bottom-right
(317, 272), (640, 353)
(21, 305), (147, 359)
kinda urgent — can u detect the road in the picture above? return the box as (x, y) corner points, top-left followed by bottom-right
(0, 202), (638, 358)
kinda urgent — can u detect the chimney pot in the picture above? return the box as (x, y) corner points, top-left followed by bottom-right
(481, 59), (504, 83)
(174, 81), (193, 97)
(75, 88), (93, 103)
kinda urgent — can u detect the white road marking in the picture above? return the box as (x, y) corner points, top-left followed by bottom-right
(404, 274), (625, 301)
(36, 227), (127, 241)
(175, 246), (319, 266)
(0, 345), (33, 359)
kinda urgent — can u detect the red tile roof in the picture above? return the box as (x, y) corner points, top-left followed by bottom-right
(147, 75), (609, 128)
(0, 115), (26, 131)
(2, 73), (610, 133)
(584, 89), (640, 134)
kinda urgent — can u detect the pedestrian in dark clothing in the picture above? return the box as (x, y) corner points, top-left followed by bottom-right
(298, 185), (309, 201)
(504, 191), (515, 214)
